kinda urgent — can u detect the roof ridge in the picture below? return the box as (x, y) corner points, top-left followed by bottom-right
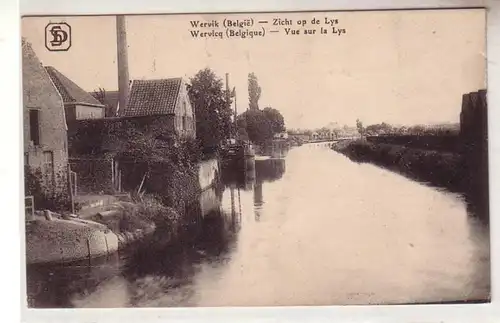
(44, 66), (105, 107)
(44, 66), (74, 103)
(131, 77), (183, 82)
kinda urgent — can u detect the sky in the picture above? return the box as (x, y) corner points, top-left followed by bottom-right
(22, 9), (486, 129)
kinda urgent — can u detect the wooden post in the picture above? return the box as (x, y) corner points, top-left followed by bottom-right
(137, 171), (148, 195)
(111, 158), (115, 192)
(118, 168), (122, 192)
(67, 164), (75, 214)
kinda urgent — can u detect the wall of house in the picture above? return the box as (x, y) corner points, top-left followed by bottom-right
(198, 158), (219, 191)
(65, 105), (77, 123)
(174, 80), (196, 139)
(75, 104), (105, 120)
(22, 41), (68, 192)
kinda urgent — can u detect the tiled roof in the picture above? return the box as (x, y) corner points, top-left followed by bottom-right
(45, 66), (104, 107)
(119, 78), (182, 117)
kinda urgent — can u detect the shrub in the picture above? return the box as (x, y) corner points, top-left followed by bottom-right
(24, 166), (72, 213)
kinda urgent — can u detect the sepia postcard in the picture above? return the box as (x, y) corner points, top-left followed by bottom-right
(21, 8), (489, 309)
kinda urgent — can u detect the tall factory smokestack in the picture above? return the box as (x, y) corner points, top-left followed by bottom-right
(116, 15), (130, 115)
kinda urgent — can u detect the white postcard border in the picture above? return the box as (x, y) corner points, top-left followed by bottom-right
(0, 0), (497, 322)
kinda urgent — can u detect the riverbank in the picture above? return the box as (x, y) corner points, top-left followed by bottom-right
(331, 139), (464, 192)
(26, 154), (222, 265)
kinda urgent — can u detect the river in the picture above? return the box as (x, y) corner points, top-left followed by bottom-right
(25, 142), (490, 307)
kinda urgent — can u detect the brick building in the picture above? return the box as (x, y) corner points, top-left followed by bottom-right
(117, 78), (196, 139)
(22, 39), (69, 193)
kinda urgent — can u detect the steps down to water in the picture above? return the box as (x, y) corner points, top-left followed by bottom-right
(75, 193), (131, 219)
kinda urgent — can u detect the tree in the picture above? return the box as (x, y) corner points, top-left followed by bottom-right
(238, 107), (286, 144)
(236, 117), (250, 141)
(248, 72), (261, 110)
(365, 122), (393, 135)
(356, 119), (364, 136)
(187, 68), (234, 151)
(238, 110), (273, 145)
(262, 107), (285, 134)
(331, 129), (340, 139)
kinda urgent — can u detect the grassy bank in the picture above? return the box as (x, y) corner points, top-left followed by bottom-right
(366, 134), (460, 153)
(332, 139), (464, 192)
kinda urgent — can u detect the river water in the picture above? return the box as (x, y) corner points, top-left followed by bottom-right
(26, 142), (490, 307)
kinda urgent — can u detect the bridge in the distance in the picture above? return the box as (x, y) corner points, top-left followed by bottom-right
(306, 136), (358, 144)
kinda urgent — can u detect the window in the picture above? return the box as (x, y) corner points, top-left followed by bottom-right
(42, 151), (54, 188)
(28, 109), (40, 146)
(181, 100), (188, 131)
(24, 153), (29, 166)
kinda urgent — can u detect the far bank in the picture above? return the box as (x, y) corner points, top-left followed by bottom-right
(331, 136), (488, 223)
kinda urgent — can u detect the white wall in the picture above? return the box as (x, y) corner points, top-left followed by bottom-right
(76, 105), (105, 120)
(198, 158), (219, 190)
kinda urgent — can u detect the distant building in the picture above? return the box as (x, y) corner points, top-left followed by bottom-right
(117, 78), (196, 139)
(45, 66), (106, 122)
(22, 39), (68, 192)
(289, 133), (310, 142)
(338, 127), (359, 138)
(90, 90), (119, 117)
(274, 132), (288, 139)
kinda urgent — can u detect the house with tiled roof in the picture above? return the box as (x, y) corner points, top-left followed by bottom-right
(45, 66), (106, 122)
(22, 39), (69, 195)
(117, 78), (196, 139)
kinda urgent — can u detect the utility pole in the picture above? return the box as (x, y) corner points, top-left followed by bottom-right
(226, 73), (237, 139)
(233, 87), (238, 139)
(234, 88), (237, 121)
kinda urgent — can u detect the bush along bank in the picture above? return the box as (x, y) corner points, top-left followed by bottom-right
(332, 139), (465, 192)
(26, 155), (206, 264)
(93, 195), (185, 248)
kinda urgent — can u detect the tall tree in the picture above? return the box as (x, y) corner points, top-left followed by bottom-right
(356, 119), (364, 136)
(188, 68), (233, 151)
(248, 72), (261, 111)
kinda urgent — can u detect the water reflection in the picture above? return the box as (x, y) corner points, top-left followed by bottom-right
(255, 158), (286, 183)
(26, 253), (123, 308)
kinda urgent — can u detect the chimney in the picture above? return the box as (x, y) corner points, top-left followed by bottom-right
(116, 15), (130, 115)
